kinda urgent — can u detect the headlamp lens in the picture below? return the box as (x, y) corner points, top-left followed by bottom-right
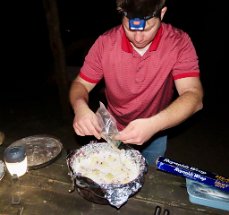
(129, 18), (146, 30)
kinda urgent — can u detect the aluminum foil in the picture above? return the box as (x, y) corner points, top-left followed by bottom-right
(67, 141), (147, 208)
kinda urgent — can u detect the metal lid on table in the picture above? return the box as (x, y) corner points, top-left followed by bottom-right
(6, 134), (63, 169)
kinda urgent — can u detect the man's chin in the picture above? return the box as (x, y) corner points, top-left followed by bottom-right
(133, 45), (143, 49)
(132, 43), (148, 49)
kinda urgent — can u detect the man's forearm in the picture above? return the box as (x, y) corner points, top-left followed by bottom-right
(152, 90), (203, 132)
(69, 81), (89, 114)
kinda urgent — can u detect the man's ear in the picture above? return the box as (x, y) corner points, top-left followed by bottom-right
(160, 6), (167, 20)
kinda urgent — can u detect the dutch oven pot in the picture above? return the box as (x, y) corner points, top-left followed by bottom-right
(66, 142), (147, 208)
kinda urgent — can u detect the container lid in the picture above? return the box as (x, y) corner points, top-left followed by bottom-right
(4, 145), (26, 163)
(6, 134), (63, 170)
(186, 178), (229, 211)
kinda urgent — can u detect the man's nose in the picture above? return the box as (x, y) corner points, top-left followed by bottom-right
(134, 31), (144, 43)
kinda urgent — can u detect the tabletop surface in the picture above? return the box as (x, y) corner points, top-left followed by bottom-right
(0, 147), (228, 215)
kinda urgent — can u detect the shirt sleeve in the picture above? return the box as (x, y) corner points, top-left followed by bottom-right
(172, 32), (200, 80)
(79, 36), (105, 83)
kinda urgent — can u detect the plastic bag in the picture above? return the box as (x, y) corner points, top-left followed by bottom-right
(95, 102), (121, 147)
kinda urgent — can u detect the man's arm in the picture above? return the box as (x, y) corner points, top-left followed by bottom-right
(115, 77), (203, 145)
(69, 76), (93, 112)
(69, 76), (102, 139)
(155, 77), (203, 131)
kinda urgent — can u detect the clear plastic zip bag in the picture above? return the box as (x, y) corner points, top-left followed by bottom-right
(95, 101), (121, 148)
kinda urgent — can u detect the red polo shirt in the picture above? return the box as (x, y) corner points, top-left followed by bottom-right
(79, 23), (200, 130)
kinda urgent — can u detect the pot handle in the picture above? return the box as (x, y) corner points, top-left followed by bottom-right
(75, 179), (91, 188)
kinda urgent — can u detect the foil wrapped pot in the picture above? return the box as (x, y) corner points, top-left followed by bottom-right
(66, 142), (147, 208)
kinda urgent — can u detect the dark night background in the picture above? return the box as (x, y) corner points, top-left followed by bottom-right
(0, 1), (228, 176)
(1, 0), (228, 107)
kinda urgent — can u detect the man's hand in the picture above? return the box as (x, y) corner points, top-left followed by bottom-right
(73, 105), (102, 140)
(114, 118), (159, 145)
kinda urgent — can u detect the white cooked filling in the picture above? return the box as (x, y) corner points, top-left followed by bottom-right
(72, 150), (139, 185)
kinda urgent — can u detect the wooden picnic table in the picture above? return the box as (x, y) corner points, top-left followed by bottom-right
(0, 147), (227, 215)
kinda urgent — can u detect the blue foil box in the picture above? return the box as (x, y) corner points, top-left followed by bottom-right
(156, 157), (229, 192)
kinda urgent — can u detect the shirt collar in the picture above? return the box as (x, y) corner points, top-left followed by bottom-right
(121, 25), (163, 53)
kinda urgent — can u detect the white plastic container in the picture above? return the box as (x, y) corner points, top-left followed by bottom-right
(4, 146), (28, 177)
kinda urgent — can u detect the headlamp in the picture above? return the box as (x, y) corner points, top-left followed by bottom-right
(123, 3), (164, 31)
(129, 18), (146, 30)
(124, 12), (153, 31)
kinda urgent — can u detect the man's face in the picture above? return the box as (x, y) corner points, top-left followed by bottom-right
(122, 16), (161, 49)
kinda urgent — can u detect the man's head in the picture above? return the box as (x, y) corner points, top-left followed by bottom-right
(116, 0), (166, 20)
(117, 0), (167, 49)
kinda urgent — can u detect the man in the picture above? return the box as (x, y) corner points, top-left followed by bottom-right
(69, 0), (203, 165)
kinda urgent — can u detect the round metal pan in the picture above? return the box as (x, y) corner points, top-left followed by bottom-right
(7, 134), (63, 170)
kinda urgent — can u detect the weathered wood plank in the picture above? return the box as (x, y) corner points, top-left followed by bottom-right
(0, 149), (227, 215)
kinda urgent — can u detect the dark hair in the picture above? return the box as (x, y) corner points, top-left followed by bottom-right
(116, 0), (166, 19)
